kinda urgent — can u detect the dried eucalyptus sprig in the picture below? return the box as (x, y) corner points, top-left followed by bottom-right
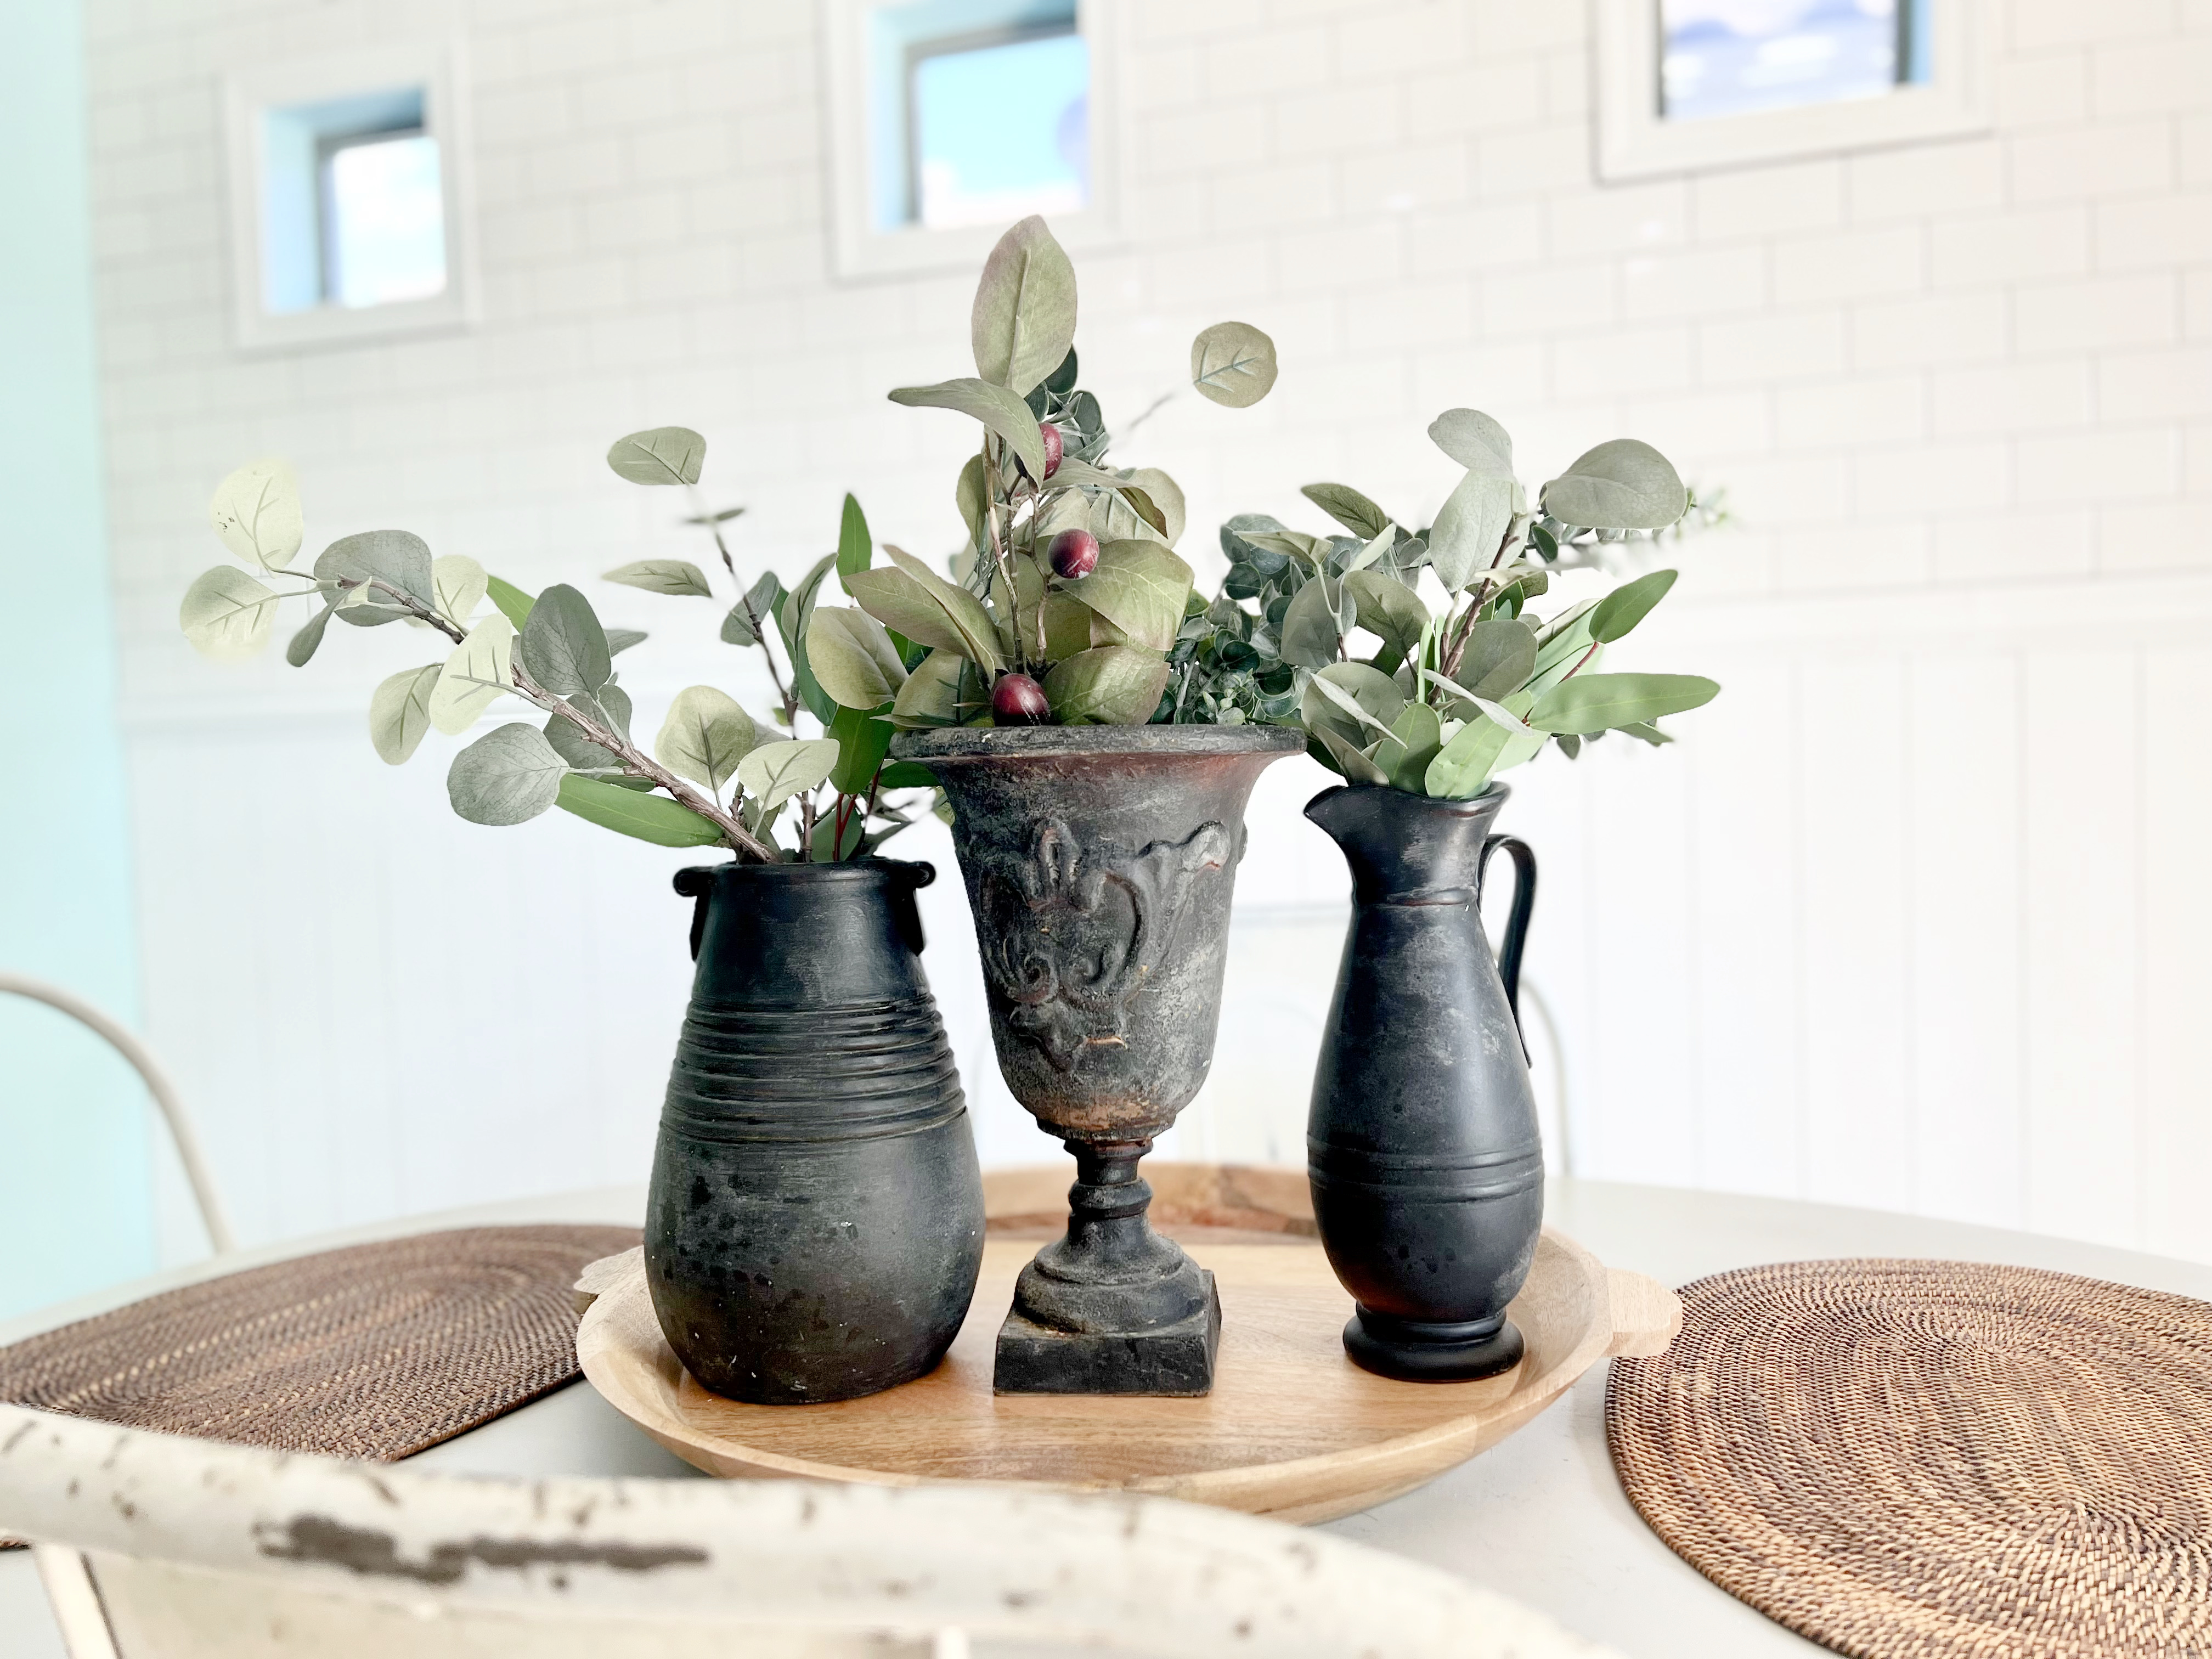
(179, 445), (932, 864)
(807, 215), (1278, 732)
(1172, 408), (1721, 796)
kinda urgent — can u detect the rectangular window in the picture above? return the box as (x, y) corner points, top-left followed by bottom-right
(1660, 0), (1926, 123)
(225, 43), (476, 349)
(825, 0), (1123, 278)
(1595, 0), (1985, 180)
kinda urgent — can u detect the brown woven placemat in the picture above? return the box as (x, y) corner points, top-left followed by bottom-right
(0, 1224), (639, 1460)
(1606, 1258), (2212, 1659)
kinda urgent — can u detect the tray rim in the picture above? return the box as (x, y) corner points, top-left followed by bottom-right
(577, 1169), (1679, 1524)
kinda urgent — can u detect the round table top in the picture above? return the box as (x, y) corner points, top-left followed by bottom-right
(7, 1178), (2210, 1659)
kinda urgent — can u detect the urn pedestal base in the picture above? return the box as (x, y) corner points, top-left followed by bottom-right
(991, 1138), (1222, 1396)
(994, 1275), (1222, 1396)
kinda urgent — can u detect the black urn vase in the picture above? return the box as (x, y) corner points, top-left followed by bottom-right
(891, 725), (1304, 1396)
(645, 858), (984, 1404)
(1305, 782), (1542, 1382)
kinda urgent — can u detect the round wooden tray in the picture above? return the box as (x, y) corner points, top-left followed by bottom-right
(575, 1163), (1680, 1525)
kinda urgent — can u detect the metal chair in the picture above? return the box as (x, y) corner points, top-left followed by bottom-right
(0, 974), (233, 1255)
(0, 1401), (1607, 1658)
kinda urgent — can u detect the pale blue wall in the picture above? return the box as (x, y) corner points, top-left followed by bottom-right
(0, 0), (153, 1318)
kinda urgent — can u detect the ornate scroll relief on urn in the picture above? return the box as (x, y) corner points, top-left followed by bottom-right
(893, 726), (1304, 1395)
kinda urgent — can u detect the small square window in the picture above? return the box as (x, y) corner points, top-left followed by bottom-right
(225, 44), (476, 349)
(825, 1), (1125, 278)
(1596, 0), (1987, 181)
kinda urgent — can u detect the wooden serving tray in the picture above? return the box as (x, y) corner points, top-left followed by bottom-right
(575, 1163), (1679, 1525)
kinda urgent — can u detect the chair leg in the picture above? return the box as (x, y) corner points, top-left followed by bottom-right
(33, 1547), (121, 1659)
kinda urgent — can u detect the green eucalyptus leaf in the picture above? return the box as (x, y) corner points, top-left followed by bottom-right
(1427, 409), (1515, 478)
(877, 760), (938, 790)
(428, 613), (517, 734)
(836, 493), (873, 592)
(1278, 577), (1344, 670)
(606, 426), (705, 487)
(969, 215), (1079, 396)
(776, 552), (840, 724)
(681, 505), (746, 526)
(1314, 725), (1389, 786)
(1375, 701), (1444, 793)
(1065, 541), (1193, 653)
(316, 530), (435, 625)
(1190, 320), (1278, 408)
(1542, 439), (1687, 531)
(808, 606), (909, 710)
(1221, 513), (1288, 563)
(955, 453), (990, 552)
(1528, 672), (1718, 735)
(1345, 571), (1427, 669)
(1426, 470), (1517, 594)
(887, 378), (1048, 478)
(1425, 693), (1541, 799)
(544, 702), (629, 777)
(654, 685), (759, 792)
(1301, 483), (1391, 540)
(285, 603), (335, 667)
(1589, 568), (1679, 644)
(1453, 617), (1539, 701)
(848, 550), (1005, 670)
(606, 627), (647, 656)
(737, 737), (840, 814)
(487, 575), (535, 630)
(207, 457), (303, 572)
(1043, 646), (1171, 726)
(432, 555), (488, 627)
(447, 723), (568, 826)
(810, 806), (871, 863)
(1121, 468), (1186, 546)
(889, 649), (986, 729)
(829, 703), (896, 795)
(369, 663), (442, 765)
(519, 583), (613, 698)
(602, 559), (712, 597)
(557, 774), (725, 846)
(1302, 661), (1404, 752)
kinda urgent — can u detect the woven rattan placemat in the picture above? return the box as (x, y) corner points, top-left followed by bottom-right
(0, 1223), (639, 1460)
(1607, 1257), (2212, 1659)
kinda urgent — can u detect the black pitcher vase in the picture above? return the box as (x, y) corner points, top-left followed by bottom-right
(645, 859), (985, 1404)
(1305, 782), (1542, 1382)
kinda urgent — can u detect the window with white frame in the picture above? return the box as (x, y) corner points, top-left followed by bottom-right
(1595, 0), (1987, 180)
(224, 44), (476, 349)
(825, 0), (1123, 278)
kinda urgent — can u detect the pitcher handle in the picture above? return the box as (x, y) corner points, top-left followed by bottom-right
(1478, 834), (1537, 1057)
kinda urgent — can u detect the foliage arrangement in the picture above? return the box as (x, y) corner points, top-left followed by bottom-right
(179, 437), (935, 863)
(806, 215), (1278, 732)
(1169, 408), (1721, 798)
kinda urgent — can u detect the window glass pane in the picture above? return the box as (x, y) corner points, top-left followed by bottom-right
(911, 31), (1088, 230)
(1660, 0), (1920, 123)
(325, 134), (447, 308)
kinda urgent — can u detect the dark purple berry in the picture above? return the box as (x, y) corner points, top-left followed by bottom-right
(1048, 528), (1099, 580)
(991, 672), (1051, 725)
(1039, 422), (1064, 479)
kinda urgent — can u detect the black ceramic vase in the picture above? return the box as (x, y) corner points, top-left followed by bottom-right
(645, 859), (985, 1405)
(892, 725), (1304, 1396)
(1305, 782), (1542, 1383)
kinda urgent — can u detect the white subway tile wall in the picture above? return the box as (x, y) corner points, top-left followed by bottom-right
(82, 0), (2211, 1263)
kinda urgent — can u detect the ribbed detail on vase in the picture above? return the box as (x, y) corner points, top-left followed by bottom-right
(663, 998), (963, 1146)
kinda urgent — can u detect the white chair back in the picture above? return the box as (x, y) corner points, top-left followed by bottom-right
(0, 1403), (1607, 1658)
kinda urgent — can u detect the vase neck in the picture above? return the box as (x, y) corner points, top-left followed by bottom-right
(678, 861), (934, 1008)
(1304, 784), (1508, 904)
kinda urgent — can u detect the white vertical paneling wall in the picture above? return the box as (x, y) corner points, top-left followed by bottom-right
(78, 0), (2210, 1265)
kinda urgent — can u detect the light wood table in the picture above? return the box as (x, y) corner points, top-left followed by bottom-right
(7, 1179), (2210, 1659)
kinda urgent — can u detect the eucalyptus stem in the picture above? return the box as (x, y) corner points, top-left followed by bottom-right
(682, 482), (798, 727)
(357, 576), (777, 862)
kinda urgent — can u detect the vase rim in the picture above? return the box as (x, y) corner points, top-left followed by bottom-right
(1306, 779), (1513, 819)
(680, 855), (933, 885)
(891, 724), (1306, 761)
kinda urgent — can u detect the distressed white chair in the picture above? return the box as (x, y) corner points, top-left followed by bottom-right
(0, 1402), (1605, 1658)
